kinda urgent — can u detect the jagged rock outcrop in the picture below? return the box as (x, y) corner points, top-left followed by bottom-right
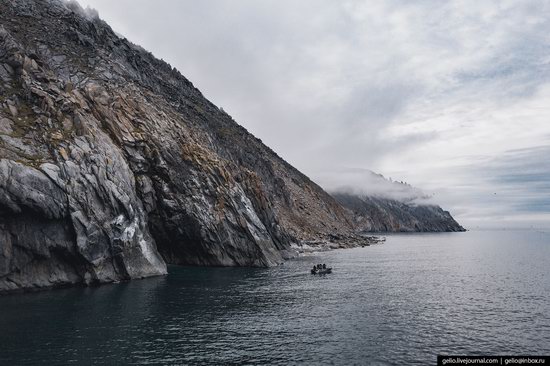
(333, 193), (465, 232)
(0, 0), (356, 293)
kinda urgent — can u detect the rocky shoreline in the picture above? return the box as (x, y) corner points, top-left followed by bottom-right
(289, 234), (386, 256)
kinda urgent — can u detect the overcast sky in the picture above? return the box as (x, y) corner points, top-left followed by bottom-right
(76, 0), (550, 229)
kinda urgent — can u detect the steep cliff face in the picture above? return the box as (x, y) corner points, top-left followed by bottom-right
(333, 194), (465, 232)
(327, 170), (464, 233)
(0, 0), (355, 293)
(0, 0), (465, 294)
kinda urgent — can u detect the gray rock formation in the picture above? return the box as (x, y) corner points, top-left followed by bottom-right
(0, 0), (463, 294)
(328, 170), (464, 232)
(0, 0), (356, 293)
(333, 193), (465, 232)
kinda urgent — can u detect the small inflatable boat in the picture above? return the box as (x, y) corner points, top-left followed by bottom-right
(311, 267), (332, 275)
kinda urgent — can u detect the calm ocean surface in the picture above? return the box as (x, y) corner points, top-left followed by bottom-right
(0, 230), (549, 365)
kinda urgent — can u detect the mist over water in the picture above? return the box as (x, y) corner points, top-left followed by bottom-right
(0, 230), (548, 365)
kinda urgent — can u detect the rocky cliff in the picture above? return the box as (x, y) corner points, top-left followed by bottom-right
(330, 171), (464, 232)
(0, 0), (360, 293)
(333, 193), (465, 232)
(0, 0), (463, 294)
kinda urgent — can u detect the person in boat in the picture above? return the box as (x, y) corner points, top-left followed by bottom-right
(322, 264), (326, 269)
(312, 265), (317, 272)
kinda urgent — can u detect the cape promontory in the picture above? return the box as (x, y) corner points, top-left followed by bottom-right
(0, 0), (463, 294)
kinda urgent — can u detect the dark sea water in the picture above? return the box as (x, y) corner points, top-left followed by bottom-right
(0, 230), (549, 365)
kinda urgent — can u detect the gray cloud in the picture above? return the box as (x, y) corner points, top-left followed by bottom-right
(484, 146), (550, 213)
(76, 0), (550, 228)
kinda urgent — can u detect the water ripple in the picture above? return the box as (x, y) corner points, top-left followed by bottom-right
(0, 230), (549, 365)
